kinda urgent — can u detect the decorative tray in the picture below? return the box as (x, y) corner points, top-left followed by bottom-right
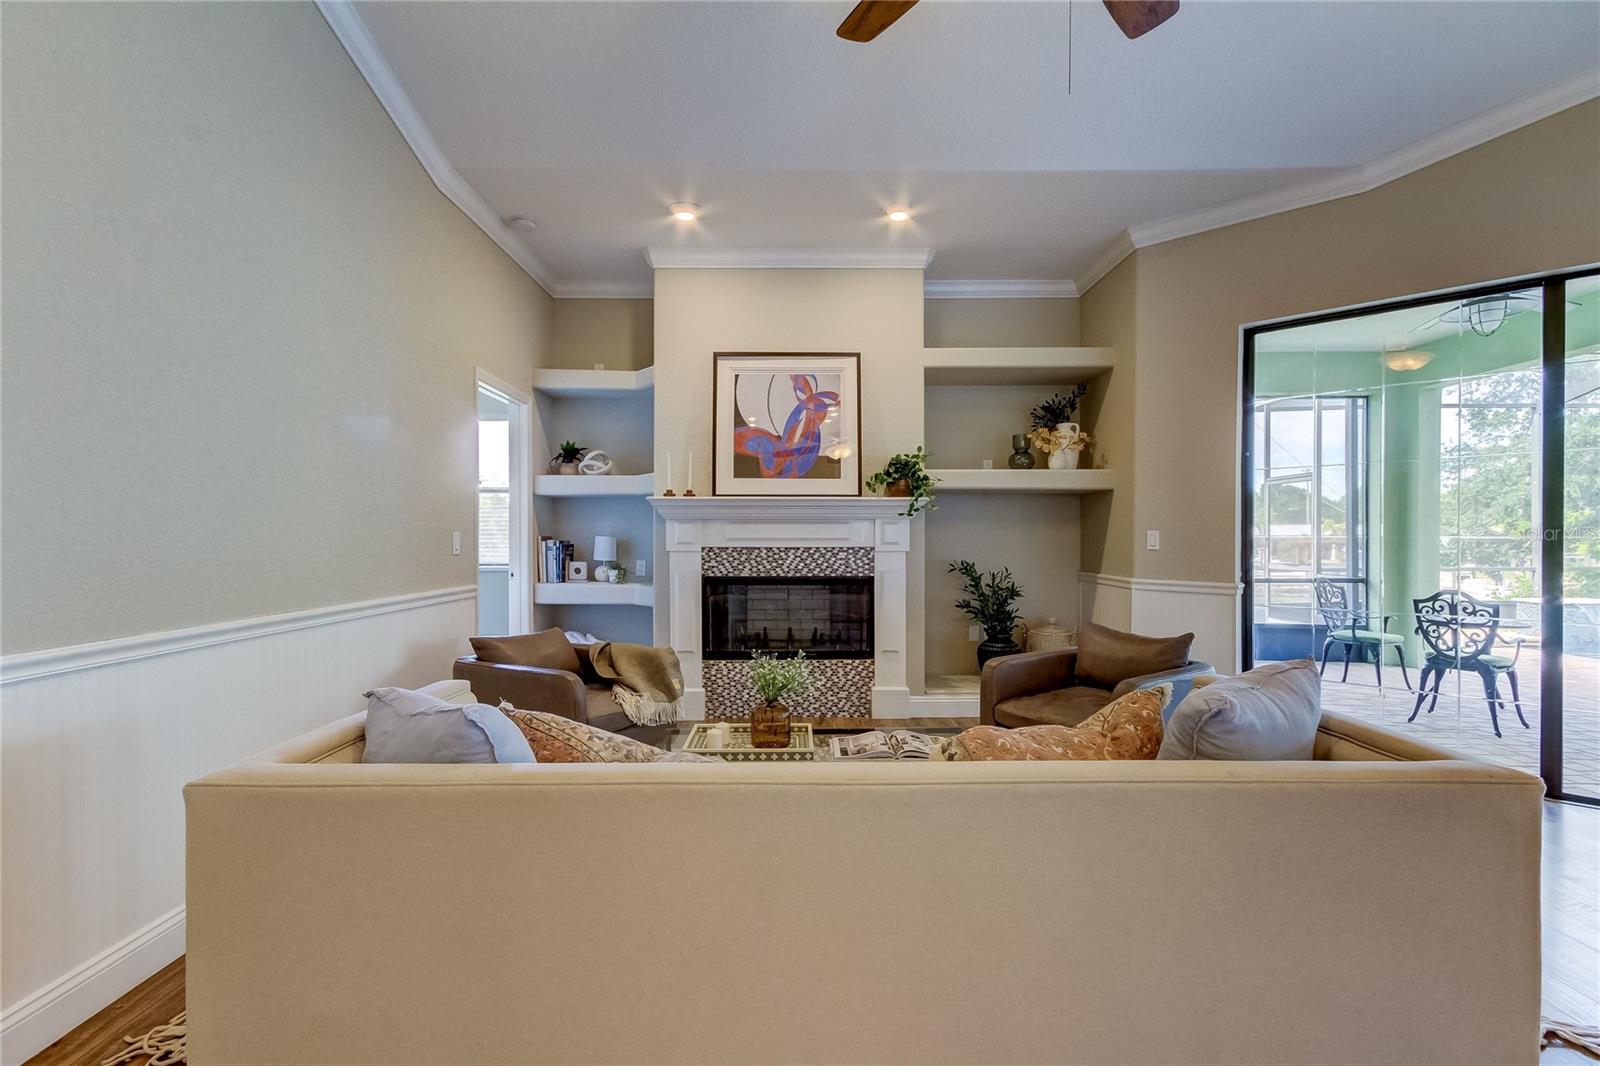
(683, 722), (817, 761)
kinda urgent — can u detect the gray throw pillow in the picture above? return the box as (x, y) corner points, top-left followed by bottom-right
(1157, 659), (1320, 761)
(363, 687), (536, 764)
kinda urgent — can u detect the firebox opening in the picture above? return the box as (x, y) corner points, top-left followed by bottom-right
(702, 576), (873, 660)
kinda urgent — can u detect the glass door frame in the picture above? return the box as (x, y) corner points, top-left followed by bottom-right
(1240, 264), (1600, 805)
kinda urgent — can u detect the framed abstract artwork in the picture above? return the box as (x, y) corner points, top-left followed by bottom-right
(713, 353), (861, 497)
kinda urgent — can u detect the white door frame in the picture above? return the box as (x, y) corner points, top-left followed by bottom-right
(476, 368), (533, 635)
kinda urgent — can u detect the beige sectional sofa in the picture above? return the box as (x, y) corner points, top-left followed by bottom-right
(186, 707), (1544, 1064)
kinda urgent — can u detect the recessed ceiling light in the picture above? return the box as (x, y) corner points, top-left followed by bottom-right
(886, 207), (911, 223)
(669, 202), (700, 222)
(507, 216), (537, 231)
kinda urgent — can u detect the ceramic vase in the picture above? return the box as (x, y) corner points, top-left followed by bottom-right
(1008, 434), (1035, 469)
(976, 634), (1022, 669)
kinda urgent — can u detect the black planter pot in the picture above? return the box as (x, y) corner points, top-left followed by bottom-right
(976, 635), (1023, 670)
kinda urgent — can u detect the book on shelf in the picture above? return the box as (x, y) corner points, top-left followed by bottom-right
(538, 537), (575, 583)
(828, 730), (940, 761)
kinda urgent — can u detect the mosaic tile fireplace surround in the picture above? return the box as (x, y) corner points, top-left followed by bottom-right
(651, 497), (913, 720)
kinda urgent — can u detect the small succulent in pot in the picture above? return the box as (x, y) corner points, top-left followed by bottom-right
(949, 560), (1025, 669)
(748, 650), (810, 748)
(551, 440), (588, 474)
(865, 446), (939, 517)
(1029, 383), (1088, 430)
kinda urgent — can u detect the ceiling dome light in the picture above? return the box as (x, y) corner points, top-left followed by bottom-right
(507, 216), (537, 231)
(668, 202), (700, 222)
(886, 207), (911, 222)
(1382, 348), (1434, 372)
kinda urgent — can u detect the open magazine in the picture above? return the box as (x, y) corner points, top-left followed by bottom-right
(828, 730), (939, 761)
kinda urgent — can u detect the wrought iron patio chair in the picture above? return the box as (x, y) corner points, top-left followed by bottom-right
(1409, 589), (1528, 739)
(1314, 577), (1411, 691)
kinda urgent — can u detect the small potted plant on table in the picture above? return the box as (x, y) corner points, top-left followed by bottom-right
(949, 560), (1025, 669)
(865, 446), (939, 516)
(748, 650), (810, 748)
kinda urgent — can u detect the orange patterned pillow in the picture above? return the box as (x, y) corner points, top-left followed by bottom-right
(498, 703), (660, 763)
(936, 684), (1170, 761)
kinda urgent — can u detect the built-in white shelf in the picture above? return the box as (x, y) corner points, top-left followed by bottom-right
(533, 582), (654, 607)
(926, 468), (1116, 493)
(529, 366), (654, 397)
(533, 472), (655, 497)
(922, 347), (1114, 387)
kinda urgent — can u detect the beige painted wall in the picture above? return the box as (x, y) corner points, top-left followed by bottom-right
(549, 298), (654, 370)
(1080, 98), (1600, 585)
(925, 297), (1079, 347)
(0, 1), (554, 654)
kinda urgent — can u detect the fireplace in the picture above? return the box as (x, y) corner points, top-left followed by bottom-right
(703, 577), (872, 660)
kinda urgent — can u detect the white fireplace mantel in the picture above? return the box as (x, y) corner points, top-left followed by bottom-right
(649, 496), (912, 718)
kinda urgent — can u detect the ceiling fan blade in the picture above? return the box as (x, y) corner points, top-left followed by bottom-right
(837, 0), (919, 42)
(1103, 0), (1179, 39)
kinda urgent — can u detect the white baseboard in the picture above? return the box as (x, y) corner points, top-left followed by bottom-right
(0, 908), (185, 1066)
(906, 694), (980, 718)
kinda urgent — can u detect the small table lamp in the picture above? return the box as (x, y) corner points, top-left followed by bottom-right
(593, 535), (618, 583)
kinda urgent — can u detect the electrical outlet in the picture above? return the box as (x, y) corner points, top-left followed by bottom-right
(634, 559), (647, 578)
(968, 624), (982, 642)
(1146, 530), (1160, 551)
(593, 362), (605, 372)
(451, 531), (462, 556)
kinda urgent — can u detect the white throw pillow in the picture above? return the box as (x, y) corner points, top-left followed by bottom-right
(1157, 659), (1320, 761)
(362, 687), (535, 764)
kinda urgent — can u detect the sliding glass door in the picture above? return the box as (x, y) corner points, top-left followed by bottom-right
(1243, 268), (1598, 803)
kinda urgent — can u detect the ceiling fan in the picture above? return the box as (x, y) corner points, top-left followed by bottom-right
(837, 0), (1178, 43)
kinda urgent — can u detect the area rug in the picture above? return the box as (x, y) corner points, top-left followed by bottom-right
(103, 1011), (185, 1065)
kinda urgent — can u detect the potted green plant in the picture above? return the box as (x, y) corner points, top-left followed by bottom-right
(948, 560), (1025, 669)
(550, 440), (587, 475)
(865, 446), (939, 516)
(748, 650), (810, 748)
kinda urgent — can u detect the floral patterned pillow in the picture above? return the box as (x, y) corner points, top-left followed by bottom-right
(498, 703), (661, 763)
(935, 684), (1171, 762)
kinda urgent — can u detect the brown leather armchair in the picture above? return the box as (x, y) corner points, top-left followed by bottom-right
(454, 644), (665, 743)
(980, 640), (1213, 730)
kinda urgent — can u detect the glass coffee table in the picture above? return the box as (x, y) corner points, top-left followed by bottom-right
(662, 720), (965, 761)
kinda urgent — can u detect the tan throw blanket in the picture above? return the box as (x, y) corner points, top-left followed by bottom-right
(589, 642), (683, 726)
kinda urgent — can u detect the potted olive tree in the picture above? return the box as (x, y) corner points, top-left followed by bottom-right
(865, 446), (939, 516)
(949, 560), (1025, 669)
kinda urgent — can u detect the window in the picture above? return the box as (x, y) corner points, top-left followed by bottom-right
(478, 419), (510, 567)
(1439, 372), (1538, 601)
(1251, 397), (1367, 625)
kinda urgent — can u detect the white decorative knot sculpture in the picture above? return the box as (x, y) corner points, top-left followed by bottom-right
(578, 450), (614, 476)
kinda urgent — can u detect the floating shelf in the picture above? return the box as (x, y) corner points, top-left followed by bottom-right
(927, 468), (1116, 493)
(529, 366), (654, 397)
(533, 472), (655, 497)
(923, 347), (1114, 388)
(533, 582), (654, 607)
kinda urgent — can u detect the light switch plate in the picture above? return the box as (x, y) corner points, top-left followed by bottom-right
(451, 531), (462, 556)
(1146, 530), (1160, 551)
(968, 624), (982, 642)
(635, 559), (647, 578)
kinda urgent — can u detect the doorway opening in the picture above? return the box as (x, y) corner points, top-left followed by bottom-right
(476, 371), (531, 637)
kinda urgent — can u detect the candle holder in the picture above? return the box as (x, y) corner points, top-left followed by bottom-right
(661, 489), (677, 497)
(682, 488), (697, 497)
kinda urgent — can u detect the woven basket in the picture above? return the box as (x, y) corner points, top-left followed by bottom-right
(1026, 617), (1077, 652)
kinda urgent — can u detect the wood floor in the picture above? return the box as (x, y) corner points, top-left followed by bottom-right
(25, 802), (1599, 1065)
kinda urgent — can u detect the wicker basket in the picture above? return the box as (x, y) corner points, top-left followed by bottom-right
(1025, 617), (1077, 653)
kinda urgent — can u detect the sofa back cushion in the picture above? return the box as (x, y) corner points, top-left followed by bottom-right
(1074, 622), (1194, 690)
(470, 628), (580, 674)
(1158, 658), (1320, 761)
(362, 687), (536, 764)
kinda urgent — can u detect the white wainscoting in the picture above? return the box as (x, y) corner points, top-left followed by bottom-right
(0, 586), (475, 1065)
(1078, 573), (1242, 673)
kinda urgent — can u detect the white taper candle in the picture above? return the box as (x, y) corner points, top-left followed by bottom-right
(687, 452), (694, 492)
(664, 450), (672, 493)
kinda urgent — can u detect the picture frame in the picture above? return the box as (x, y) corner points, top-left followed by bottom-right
(712, 353), (862, 497)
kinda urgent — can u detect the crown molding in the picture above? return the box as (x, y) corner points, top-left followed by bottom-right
(553, 280), (654, 299)
(1076, 70), (1600, 295)
(923, 279), (1077, 299)
(315, 1), (557, 296)
(645, 248), (934, 270)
